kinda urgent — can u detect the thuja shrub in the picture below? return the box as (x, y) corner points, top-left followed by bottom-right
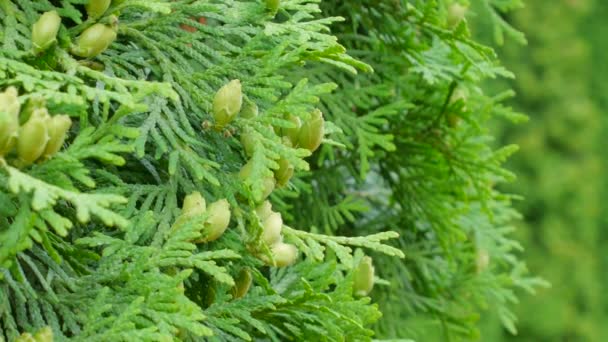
(0, 1), (541, 341)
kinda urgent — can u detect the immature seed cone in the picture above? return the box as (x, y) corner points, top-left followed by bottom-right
(282, 114), (301, 146)
(297, 109), (324, 152)
(32, 326), (53, 342)
(32, 11), (61, 53)
(240, 99), (258, 119)
(353, 256), (375, 297)
(43, 115), (72, 158)
(86, 0), (111, 19)
(270, 242), (297, 267)
(266, 0), (280, 14)
(202, 199), (231, 242)
(71, 21), (118, 58)
(0, 87), (21, 155)
(231, 268), (253, 299)
(17, 109), (50, 165)
(182, 191), (207, 216)
(255, 200), (273, 221)
(262, 212), (283, 245)
(19, 96), (45, 125)
(240, 131), (256, 157)
(212, 80), (242, 127)
(447, 3), (468, 28)
(239, 160), (276, 202)
(274, 158), (294, 187)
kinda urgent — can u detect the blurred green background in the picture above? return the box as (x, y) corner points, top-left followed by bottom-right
(472, 0), (608, 340)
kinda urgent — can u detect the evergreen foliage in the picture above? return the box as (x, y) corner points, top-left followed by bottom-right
(0, 1), (539, 341)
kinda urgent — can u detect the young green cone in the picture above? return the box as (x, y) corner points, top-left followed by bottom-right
(86, 0), (112, 19)
(212, 80), (242, 127)
(255, 201), (273, 221)
(32, 11), (61, 53)
(266, 0), (280, 15)
(19, 96), (45, 125)
(231, 268), (252, 299)
(353, 256), (375, 297)
(71, 20), (118, 58)
(262, 212), (282, 245)
(281, 114), (301, 146)
(182, 191), (207, 216)
(240, 99), (258, 119)
(239, 160), (275, 202)
(274, 158), (294, 187)
(447, 3), (468, 28)
(0, 87), (21, 155)
(269, 242), (298, 267)
(43, 115), (72, 158)
(240, 131), (256, 157)
(297, 109), (324, 152)
(17, 109), (50, 165)
(202, 199), (231, 242)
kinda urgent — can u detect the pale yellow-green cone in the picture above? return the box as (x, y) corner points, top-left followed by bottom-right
(33, 326), (53, 342)
(32, 11), (61, 53)
(19, 96), (45, 125)
(239, 160), (275, 202)
(274, 158), (294, 187)
(201, 199), (231, 242)
(269, 242), (297, 267)
(353, 256), (375, 297)
(297, 109), (324, 152)
(262, 212), (283, 245)
(17, 109), (50, 165)
(182, 191), (206, 216)
(282, 114), (301, 146)
(447, 3), (468, 28)
(85, 0), (111, 19)
(213, 80), (242, 127)
(255, 200), (273, 221)
(266, 0), (280, 15)
(240, 131), (256, 157)
(43, 114), (72, 158)
(0, 87), (21, 155)
(71, 21), (117, 58)
(240, 99), (258, 119)
(231, 268), (252, 299)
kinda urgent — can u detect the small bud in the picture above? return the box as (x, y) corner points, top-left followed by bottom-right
(297, 109), (324, 152)
(239, 160), (275, 202)
(32, 11), (61, 53)
(43, 114), (72, 158)
(255, 201), (273, 221)
(274, 158), (294, 187)
(262, 212), (283, 245)
(19, 96), (45, 125)
(282, 114), (301, 146)
(213, 80), (242, 127)
(86, 0), (111, 19)
(240, 99), (258, 119)
(447, 3), (468, 28)
(270, 242), (297, 267)
(33, 326), (53, 342)
(182, 191), (206, 216)
(353, 256), (375, 297)
(231, 268), (252, 299)
(0, 87), (21, 155)
(266, 0), (280, 15)
(240, 131), (256, 157)
(71, 21), (117, 58)
(17, 109), (50, 165)
(202, 199), (231, 242)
